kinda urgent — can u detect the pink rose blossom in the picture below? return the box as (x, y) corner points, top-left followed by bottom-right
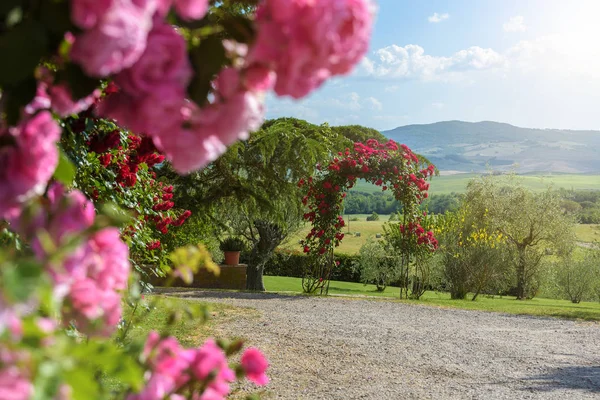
(116, 22), (192, 95)
(153, 90), (263, 173)
(250, 0), (373, 98)
(0, 366), (33, 400)
(71, 0), (155, 77)
(240, 347), (269, 386)
(156, 0), (209, 20)
(174, 0), (209, 20)
(0, 111), (60, 219)
(98, 85), (186, 137)
(71, 0), (114, 29)
(61, 227), (130, 335)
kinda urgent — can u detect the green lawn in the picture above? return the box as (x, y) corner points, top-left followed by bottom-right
(123, 296), (256, 347)
(352, 173), (600, 195)
(263, 276), (600, 321)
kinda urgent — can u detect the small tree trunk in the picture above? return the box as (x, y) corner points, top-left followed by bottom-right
(516, 246), (527, 300)
(245, 220), (285, 291)
(246, 264), (266, 291)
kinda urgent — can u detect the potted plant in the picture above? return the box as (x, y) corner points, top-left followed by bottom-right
(219, 237), (246, 265)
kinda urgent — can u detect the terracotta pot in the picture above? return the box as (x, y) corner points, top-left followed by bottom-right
(223, 251), (241, 265)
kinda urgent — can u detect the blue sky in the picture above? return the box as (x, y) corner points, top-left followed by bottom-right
(265, 0), (600, 131)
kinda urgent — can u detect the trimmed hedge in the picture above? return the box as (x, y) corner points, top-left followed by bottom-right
(264, 249), (361, 283)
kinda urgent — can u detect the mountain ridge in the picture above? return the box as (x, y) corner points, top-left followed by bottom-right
(381, 120), (600, 174)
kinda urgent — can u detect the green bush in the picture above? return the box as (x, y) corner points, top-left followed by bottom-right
(355, 239), (399, 291)
(556, 252), (600, 303)
(366, 212), (379, 221)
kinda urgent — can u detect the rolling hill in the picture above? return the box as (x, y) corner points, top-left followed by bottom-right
(382, 121), (600, 174)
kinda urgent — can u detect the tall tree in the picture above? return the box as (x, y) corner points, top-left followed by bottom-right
(464, 174), (576, 299)
(159, 118), (350, 290)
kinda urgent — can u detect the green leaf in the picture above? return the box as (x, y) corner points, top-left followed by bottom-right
(220, 15), (255, 43)
(2, 260), (44, 303)
(39, 1), (76, 36)
(188, 36), (226, 105)
(0, 0), (22, 18)
(63, 367), (100, 400)
(53, 149), (77, 186)
(3, 77), (37, 125)
(0, 19), (48, 86)
(56, 64), (101, 100)
(32, 362), (62, 400)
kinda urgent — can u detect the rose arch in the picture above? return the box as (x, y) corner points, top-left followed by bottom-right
(298, 139), (439, 295)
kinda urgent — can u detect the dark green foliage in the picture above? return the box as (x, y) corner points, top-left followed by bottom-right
(366, 212), (379, 221)
(558, 189), (600, 224)
(263, 250), (361, 283)
(219, 237), (246, 252)
(331, 125), (388, 144)
(343, 192), (460, 215)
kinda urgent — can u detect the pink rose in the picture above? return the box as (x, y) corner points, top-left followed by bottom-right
(0, 366), (32, 400)
(46, 184), (96, 245)
(156, 0), (209, 20)
(0, 111), (60, 219)
(152, 69), (264, 173)
(63, 226), (129, 336)
(71, 0), (114, 29)
(116, 22), (192, 96)
(250, 0), (373, 98)
(240, 348), (269, 386)
(71, 0), (154, 77)
(153, 90), (263, 173)
(98, 85), (186, 136)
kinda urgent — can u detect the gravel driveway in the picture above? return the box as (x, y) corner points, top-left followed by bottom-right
(173, 291), (600, 399)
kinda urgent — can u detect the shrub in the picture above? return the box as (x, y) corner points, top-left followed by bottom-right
(355, 239), (399, 291)
(366, 212), (380, 221)
(349, 216), (360, 221)
(556, 253), (600, 303)
(263, 249), (361, 283)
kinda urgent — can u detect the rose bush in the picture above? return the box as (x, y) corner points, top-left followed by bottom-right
(0, 0), (373, 397)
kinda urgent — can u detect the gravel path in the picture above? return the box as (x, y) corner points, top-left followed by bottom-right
(174, 291), (600, 399)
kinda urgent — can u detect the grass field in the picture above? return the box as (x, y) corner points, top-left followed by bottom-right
(575, 224), (600, 243)
(123, 296), (256, 347)
(352, 173), (600, 195)
(285, 216), (597, 254)
(284, 216), (390, 254)
(262, 276), (600, 321)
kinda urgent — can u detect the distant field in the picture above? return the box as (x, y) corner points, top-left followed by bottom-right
(285, 217), (598, 254)
(284, 216), (390, 255)
(576, 224), (600, 243)
(351, 173), (600, 195)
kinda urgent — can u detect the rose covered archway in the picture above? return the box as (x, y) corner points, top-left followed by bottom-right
(298, 139), (439, 295)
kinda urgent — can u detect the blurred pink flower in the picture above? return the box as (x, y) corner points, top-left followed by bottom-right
(116, 22), (192, 95)
(250, 0), (373, 98)
(71, 0), (154, 77)
(70, 0), (114, 29)
(0, 111), (60, 219)
(240, 347), (269, 385)
(47, 84), (101, 117)
(0, 366), (32, 400)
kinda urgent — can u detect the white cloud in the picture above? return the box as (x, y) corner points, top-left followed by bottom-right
(503, 16), (527, 32)
(431, 102), (445, 109)
(365, 97), (383, 111)
(428, 13), (449, 23)
(363, 44), (505, 81)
